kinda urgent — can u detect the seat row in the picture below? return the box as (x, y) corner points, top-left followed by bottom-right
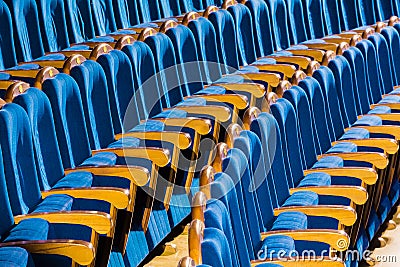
(0, 0), (399, 267)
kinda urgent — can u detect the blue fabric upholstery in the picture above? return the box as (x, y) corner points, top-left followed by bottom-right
(271, 211), (308, 230)
(245, 0), (274, 57)
(188, 17), (223, 82)
(3, 219), (49, 242)
(0, 247), (33, 267)
(64, 0), (96, 43)
(282, 191), (319, 206)
(326, 143), (357, 154)
(0, 0), (18, 69)
(264, 0), (290, 50)
(37, 0), (70, 52)
(297, 173), (331, 187)
(227, 3), (257, 66)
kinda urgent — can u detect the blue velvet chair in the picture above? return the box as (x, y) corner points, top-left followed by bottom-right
(264, 0), (291, 50)
(340, 0), (362, 31)
(301, 0), (326, 39)
(0, 144), (97, 267)
(0, 103), (117, 266)
(112, 0), (141, 29)
(0, 247), (34, 267)
(357, 0), (378, 25)
(36, 0), (70, 52)
(0, 0), (22, 70)
(189, 147), (348, 266)
(285, 0), (309, 44)
(4, 0), (45, 62)
(39, 70), (173, 254)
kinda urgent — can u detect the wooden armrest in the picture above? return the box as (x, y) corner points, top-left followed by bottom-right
(360, 113), (400, 125)
(52, 50), (92, 58)
(0, 240), (95, 266)
(371, 102), (400, 110)
(209, 82), (266, 98)
(263, 55), (312, 69)
(92, 148), (169, 167)
(14, 211), (113, 235)
(349, 125), (400, 140)
(164, 106), (231, 122)
(148, 117), (212, 135)
(115, 131), (191, 150)
(250, 63), (297, 77)
(286, 49), (325, 62)
(303, 167), (378, 185)
(302, 43), (339, 52)
(333, 138), (398, 154)
(29, 60), (66, 69)
(41, 187), (130, 209)
(64, 165), (150, 186)
(234, 72), (282, 87)
(251, 257), (345, 267)
(335, 32), (359, 38)
(290, 186), (368, 205)
(185, 94), (248, 109)
(273, 205), (357, 226)
(318, 152), (388, 169)
(261, 229), (349, 251)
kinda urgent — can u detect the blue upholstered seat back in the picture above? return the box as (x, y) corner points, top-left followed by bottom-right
(202, 227), (235, 267)
(285, 0), (309, 44)
(381, 27), (400, 86)
(283, 87), (319, 169)
(208, 10), (240, 73)
(321, 0), (342, 35)
(209, 172), (252, 267)
(0, 0), (17, 69)
(264, 0), (290, 50)
(270, 99), (306, 187)
(204, 200), (240, 267)
(37, 0), (70, 52)
(145, 33), (187, 107)
(355, 40), (384, 103)
(0, 104), (42, 215)
(357, 0), (377, 25)
(97, 50), (139, 134)
(188, 17), (223, 82)
(328, 56), (358, 126)
(70, 60), (115, 150)
(368, 33), (394, 94)
(297, 77), (332, 153)
(91, 0), (117, 36)
(302, 0), (326, 38)
(375, 0), (396, 21)
(159, 0), (181, 17)
(138, 0), (161, 22)
(250, 112), (291, 206)
(0, 147), (16, 238)
(13, 88), (65, 190)
(42, 73), (92, 168)
(343, 47), (372, 115)
(340, 0), (361, 31)
(227, 3), (257, 66)
(64, 0), (95, 43)
(233, 133), (275, 234)
(166, 24), (204, 95)
(244, 0), (274, 57)
(113, 0), (140, 28)
(6, 0), (45, 62)
(122, 41), (164, 120)
(313, 67), (346, 140)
